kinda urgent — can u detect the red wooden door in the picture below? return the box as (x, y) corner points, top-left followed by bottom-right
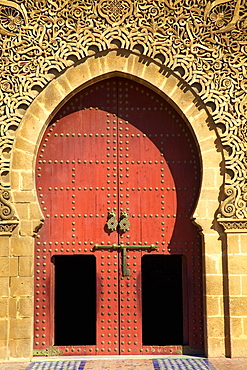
(34, 78), (203, 356)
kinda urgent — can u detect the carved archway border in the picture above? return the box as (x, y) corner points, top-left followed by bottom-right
(10, 49), (226, 358)
(0, 1), (247, 228)
(11, 49), (223, 235)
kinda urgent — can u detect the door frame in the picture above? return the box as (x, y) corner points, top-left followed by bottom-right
(11, 49), (224, 357)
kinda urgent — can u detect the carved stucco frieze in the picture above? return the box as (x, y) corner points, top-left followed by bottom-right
(0, 0), (247, 229)
(0, 190), (18, 235)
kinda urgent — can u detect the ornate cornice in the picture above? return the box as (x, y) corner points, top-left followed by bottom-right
(0, 0), (247, 222)
(218, 218), (247, 232)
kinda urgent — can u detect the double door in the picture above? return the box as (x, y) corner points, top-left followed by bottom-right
(34, 78), (203, 355)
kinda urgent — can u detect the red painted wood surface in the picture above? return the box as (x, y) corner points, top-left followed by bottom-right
(35, 77), (203, 355)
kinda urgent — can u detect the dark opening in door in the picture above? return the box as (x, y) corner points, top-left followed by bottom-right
(142, 255), (183, 345)
(54, 255), (96, 346)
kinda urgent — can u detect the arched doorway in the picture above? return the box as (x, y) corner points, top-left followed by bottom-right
(34, 77), (203, 355)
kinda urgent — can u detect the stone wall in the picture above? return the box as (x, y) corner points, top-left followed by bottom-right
(0, 0), (247, 361)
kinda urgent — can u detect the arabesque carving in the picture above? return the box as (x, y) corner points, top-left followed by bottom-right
(0, 0), (247, 228)
(0, 190), (18, 235)
(0, 190), (14, 220)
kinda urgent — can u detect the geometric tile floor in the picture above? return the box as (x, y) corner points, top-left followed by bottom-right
(25, 361), (86, 370)
(153, 358), (217, 369)
(1, 358), (247, 370)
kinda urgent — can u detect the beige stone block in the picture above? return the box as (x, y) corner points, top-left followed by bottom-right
(205, 255), (222, 275)
(240, 234), (247, 254)
(12, 224), (20, 238)
(205, 275), (223, 296)
(0, 237), (9, 257)
(121, 53), (138, 76)
(11, 236), (34, 256)
(162, 75), (180, 100)
(228, 255), (247, 275)
(206, 296), (221, 316)
(11, 149), (33, 171)
(9, 338), (32, 360)
(19, 221), (33, 236)
(19, 298), (33, 318)
(228, 275), (241, 296)
(29, 202), (43, 221)
(10, 277), (33, 297)
(0, 278), (9, 297)
(19, 257), (33, 277)
(177, 89), (196, 111)
(194, 217), (213, 233)
(184, 106), (205, 126)
(205, 337), (225, 358)
(0, 299), (8, 317)
(141, 63), (167, 90)
(18, 110), (46, 143)
(0, 320), (8, 340)
(89, 58), (105, 79)
(230, 297), (247, 317)
(64, 64), (89, 91)
(227, 234), (240, 254)
(207, 316), (225, 337)
(14, 136), (35, 155)
(243, 317), (247, 336)
(206, 200), (219, 219)
(12, 191), (35, 203)
(9, 298), (17, 318)
(37, 82), (67, 116)
(231, 339), (247, 357)
(9, 318), (32, 339)
(242, 276), (247, 295)
(231, 317), (243, 338)
(0, 257), (9, 276)
(202, 149), (222, 168)
(200, 136), (218, 154)
(9, 257), (18, 277)
(199, 188), (220, 202)
(202, 168), (217, 188)
(11, 170), (21, 191)
(0, 340), (7, 360)
(193, 109), (211, 127)
(14, 203), (29, 221)
(203, 234), (222, 255)
(20, 172), (34, 192)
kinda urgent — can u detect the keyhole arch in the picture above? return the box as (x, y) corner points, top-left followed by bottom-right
(11, 50), (224, 357)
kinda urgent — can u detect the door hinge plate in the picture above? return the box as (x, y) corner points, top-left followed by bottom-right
(33, 346), (63, 357)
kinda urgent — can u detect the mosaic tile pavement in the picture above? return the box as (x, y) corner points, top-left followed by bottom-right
(25, 361), (86, 370)
(153, 358), (217, 370)
(1, 358), (247, 370)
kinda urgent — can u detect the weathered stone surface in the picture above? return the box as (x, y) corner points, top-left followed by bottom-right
(10, 278), (33, 298)
(0, 278), (9, 297)
(0, 321), (8, 340)
(9, 318), (32, 340)
(0, 300), (8, 318)
(19, 257), (33, 277)
(0, 258), (9, 277)
(228, 256), (247, 275)
(230, 297), (247, 317)
(10, 237), (33, 257)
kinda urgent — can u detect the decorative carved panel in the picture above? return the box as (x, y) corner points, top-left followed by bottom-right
(0, 190), (18, 235)
(0, 0), (247, 228)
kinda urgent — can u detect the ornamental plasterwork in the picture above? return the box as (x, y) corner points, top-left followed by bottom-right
(0, 190), (18, 234)
(0, 0), (247, 226)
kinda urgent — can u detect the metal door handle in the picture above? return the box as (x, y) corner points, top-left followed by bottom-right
(107, 211), (118, 231)
(119, 211), (130, 232)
